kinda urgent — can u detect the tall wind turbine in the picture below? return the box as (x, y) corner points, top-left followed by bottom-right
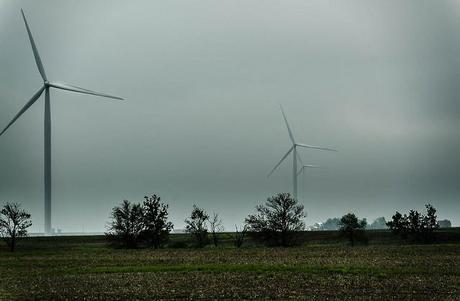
(267, 106), (336, 199)
(0, 9), (123, 235)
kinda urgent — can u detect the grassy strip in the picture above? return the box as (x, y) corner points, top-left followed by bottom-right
(67, 263), (457, 277)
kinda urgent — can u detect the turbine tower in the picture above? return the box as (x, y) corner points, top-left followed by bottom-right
(0, 9), (123, 235)
(267, 106), (336, 199)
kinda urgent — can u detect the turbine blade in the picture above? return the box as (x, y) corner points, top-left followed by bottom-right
(280, 105), (295, 144)
(296, 149), (304, 166)
(297, 167), (304, 176)
(267, 146), (294, 178)
(21, 9), (47, 81)
(0, 86), (45, 137)
(48, 82), (124, 100)
(298, 165), (318, 175)
(296, 143), (337, 152)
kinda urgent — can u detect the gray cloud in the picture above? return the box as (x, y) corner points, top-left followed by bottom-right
(0, 0), (459, 232)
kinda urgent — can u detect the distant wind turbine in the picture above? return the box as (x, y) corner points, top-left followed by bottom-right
(0, 9), (124, 235)
(267, 106), (336, 199)
(297, 164), (319, 198)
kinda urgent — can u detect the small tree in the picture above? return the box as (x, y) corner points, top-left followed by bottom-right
(386, 211), (409, 238)
(234, 225), (247, 248)
(438, 219), (452, 228)
(420, 204), (439, 242)
(245, 193), (306, 246)
(387, 204), (439, 243)
(0, 202), (32, 252)
(368, 217), (387, 230)
(106, 200), (144, 248)
(339, 213), (367, 246)
(408, 210), (421, 235)
(209, 212), (224, 247)
(185, 205), (209, 248)
(142, 194), (174, 249)
(319, 217), (341, 230)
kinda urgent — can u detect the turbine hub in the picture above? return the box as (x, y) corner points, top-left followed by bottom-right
(44, 80), (49, 86)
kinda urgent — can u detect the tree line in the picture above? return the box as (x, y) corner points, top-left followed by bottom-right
(0, 194), (452, 251)
(105, 193), (448, 248)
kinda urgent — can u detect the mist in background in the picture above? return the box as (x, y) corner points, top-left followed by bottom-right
(0, 0), (459, 232)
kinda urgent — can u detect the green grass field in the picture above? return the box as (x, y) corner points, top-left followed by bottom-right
(1, 230), (459, 300)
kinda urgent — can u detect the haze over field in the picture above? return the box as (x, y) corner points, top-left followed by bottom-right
(0, 0), (459, 232)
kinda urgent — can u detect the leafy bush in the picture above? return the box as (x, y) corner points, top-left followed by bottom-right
(106, 195), (173, 248)
(245, 193), (306, 247)
(106, 200), (144, 248)
(185, 205), (209, 248)
(386, 204), (439, 243)
(338, 213), (367, 246)
(142, 194), (174, 249)
(386, 211), (410, 238)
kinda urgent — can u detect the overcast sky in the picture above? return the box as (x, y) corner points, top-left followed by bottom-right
(0, 0), (459, 232)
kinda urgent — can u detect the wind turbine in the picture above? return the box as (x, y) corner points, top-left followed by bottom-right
(267, 106), (336, 199)
(0, 9), (123, 235)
